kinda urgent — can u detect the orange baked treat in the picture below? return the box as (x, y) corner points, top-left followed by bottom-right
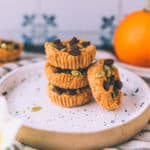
(45, 37), (96, 69)
(47, 83), (92, 107)
(0, 39), (23, 62)
(88, 59), (123, 111)
(45, 63), (89, 89)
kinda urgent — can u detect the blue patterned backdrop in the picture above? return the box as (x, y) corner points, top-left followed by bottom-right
(22, 14), (57, 44)
(0, 0), (146, 52)
(22, 14), (116, 51)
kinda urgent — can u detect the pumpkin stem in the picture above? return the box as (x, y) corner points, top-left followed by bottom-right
(145, 0), (150, 12)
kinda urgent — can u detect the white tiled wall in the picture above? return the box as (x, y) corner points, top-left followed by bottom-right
(0, 0), (37, 30)
(0, 0), (147, 45)
(0, 0), (37, 41)
(121, 0), (146, 16)
(41, 0), (119, 31)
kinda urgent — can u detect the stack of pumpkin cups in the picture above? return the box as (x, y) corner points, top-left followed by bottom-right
(45, 37), (96, 107)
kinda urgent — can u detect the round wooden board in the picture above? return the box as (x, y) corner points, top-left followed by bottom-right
(16, 107), (150, 150)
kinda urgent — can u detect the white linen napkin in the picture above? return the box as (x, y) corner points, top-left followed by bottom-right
(0, 96), (22, 150)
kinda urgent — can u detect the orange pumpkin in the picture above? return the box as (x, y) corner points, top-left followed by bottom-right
(114, 1), (150, 68)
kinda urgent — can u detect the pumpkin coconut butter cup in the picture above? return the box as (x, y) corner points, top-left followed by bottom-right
(88, 59), (123, 111)
(45, 37), (95, 107)
(45, 38), (96, 69)
(0, 39), (23, 62)
(47, 83), (92, 108)
(45, 63), (89, 89)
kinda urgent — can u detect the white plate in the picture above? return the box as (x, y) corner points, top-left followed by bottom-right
(96, 50), (150, 78)
(0, 62), (150, 149)
(117, 62), (150, 79)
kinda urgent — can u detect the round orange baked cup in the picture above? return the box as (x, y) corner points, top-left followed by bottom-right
(47, 84), (92, 108)
(45, 39), (96, 69)
(45, 63), (89, 89)
(0, 42), (23, 62)
(88, 59), (122, 111)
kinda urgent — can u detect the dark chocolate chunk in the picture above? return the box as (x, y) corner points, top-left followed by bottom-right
(70, 37), (79, 45)
(53, 39), (66, 50)
(54, 67), (62, 73)
(55, 67), (88, 74)
(104, 59), (114, 66)
(1, 40), (13, 45)
(111, 91), (117, 98)
(53, 86), (63, 94)
(114, 87), (119, 96)
(114, 80), (123, 89)
(56, 43), (66, 50)
(78, 86), (88, 93)
(52, 85), (89, 95)
(69, 46), (80, 56)
(64, 69), (71, 74)
(79, 67), (88, 74)
(54, 67), (71, 74)
(14, 43), (20, 49)
(53, 67), (88, 74)
(103, 80), (110, 91)
(109, 75), (115, 85)
(53, 39), (61, 44)
(82, 41), (90, 47)
(66, 89), (77, 95)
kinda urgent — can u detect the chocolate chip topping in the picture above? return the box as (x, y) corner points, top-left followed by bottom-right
(70, 37), (79, 45)
(114, 87), (119, 96)
(82, 41), (90, 47)
(111, 85), (120, 98)
(53, 39), (61, 44)
(114, 80), (123, 89)
(56, 43), (66, 50)
(111, 92), (116, 98)
(53, 86), (64, 94)
(0, 40), (20, 50)
(103, 80), (110, 91)
(54, 67), (62, 73)
(54, 68), (70, 74)
(14, 43), (20, 49)
(50, 38), (91, 55)
(104, 59), (114, 66)
(52, 85), (89, 95)
(1, 40), (13, 45)
(53, 39), (66, 50)
(66, 89), (77, 95)
(109, 75), (115, 85)
(69, 45), (80, 56)
(64, 69), (70, 74)
(101, 60), (122, 98)
(53, 66), (88, 74)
